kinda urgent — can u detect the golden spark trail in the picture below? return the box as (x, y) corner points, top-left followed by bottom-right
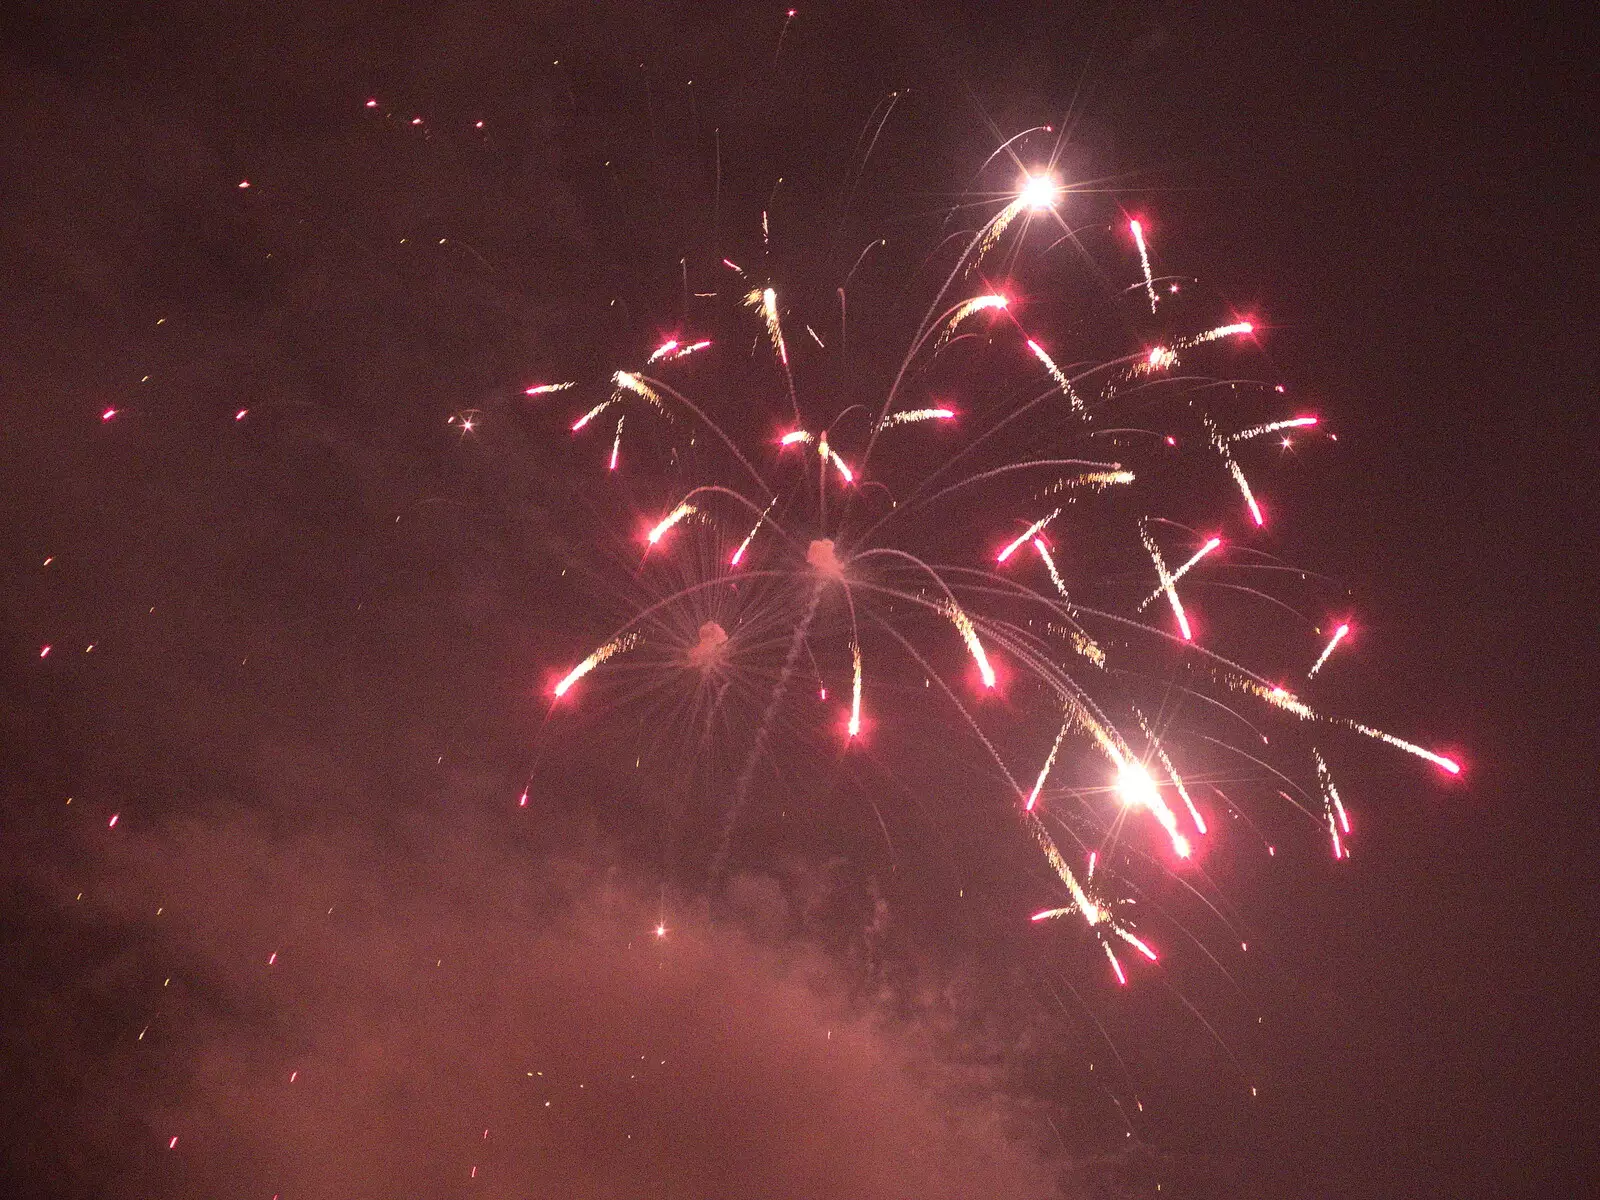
(1348, 722), (1461, 773)
(1308, 622), (1349, 678)
(939, 600), (997, 687)
(571, 398), (615, 432)
(937, 293), (1008, 345)
(1231, 415), (1318, 443)
(817, 434), (853, 484)
(646, 502), (697, 545)
(1133, 705), (1208, 836)
(609, 415), (624, 471)
(1177, 321), (1254, 348)
(524, 381), (576, 396)
(1314, 748), (1350, 858)
(1033, 538), (1069, 598)
(1025, 718), (1070, 811)
(1026, 339), (1083, 411)
(646, 338), (712, 365)
(730, 500), (774, 567)
(998, 508), (1060, 562)
(1130, 219), (1158, 314)
(876, 407), (955, 430)
(1116, 759), (1191, 858)
(848, 639), (863, 738)
(612, 370), (666, 413)
(747, 287), (789, 367)
(1137, 536), (1221, 612)
(553, 632), (640, 698)
(1141, 522), (1193, 641)
(1205, 416), (1265, 525)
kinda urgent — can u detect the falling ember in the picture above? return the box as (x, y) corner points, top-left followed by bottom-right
(876, 407), (956, 430)
(1130, 219), (1158, 313)
(1137, 536), (1222, 612)
(1314, 749), (1350, 858)
(847, 640), (863, 738)
(101, 407), (118, 421)
(108, 813), (119, 828)
(609, 416), (624, 471)
(817, 435), (853, 484)
(1033, 538), (1069, 598)
(524, 381), (576, 397)
(998, 508), (1060, 563)
(938, 293), (1008, 345)
(1145, 345), (1178, 371)
(1348, 722), (1461, 774)
(731, 501), (775, 566)
(1025, 719), (1071, 810)
(646, 502), (697, 545)
(168, 1137), (178, 1150)
(39, 645), (51, 658)
(1115, 760), (1191, 857)
(1231, 415), (1318, 443)
(553, 632), (641, 698)
(748, 287), (789, 367)
(1141, 523), (1193, 641)
(1231, 462), (1266, 525)
(571, 398), (614, 432)
(1104, 943), (1128, 985)
(1308, 622), (1350, 678)
(612, 371), (666, 413)
(1180, 320), (1254, 346)
(779, 429), (812, 446)
(939, 600), (997, 687)
(1026, 339), (1083, 410)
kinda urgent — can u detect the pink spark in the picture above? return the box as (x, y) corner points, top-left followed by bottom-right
(518, 790), (528, 808)
(234, 409), (248, 421)
(39, 645), (51, 658)
(237, 180), (250, 189)
(267, 952), (277, 966)
(108, 812), (119, 828)
(168, 1137), (178, 1150)
(1087, 851), (1097, 877)
(779, 430), (810, 446)
(365, 98), (378, 108)
(289, 1071), (298, 1083)
(101, 407), (117, 421)
(474, 120), (485, 130)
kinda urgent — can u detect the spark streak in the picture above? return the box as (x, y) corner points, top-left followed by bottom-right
(553, 632), (640, 698)
(524, 382), (576, 396)
(877, 407), (956, 430)
(646, 502), (697, 545)
(848, 640), (862, 738)
(1026, 339), (1083, 410)
(1308, 622), (1350, 678)
(1140, 523), (1193, 640)
(1231, 415), (1318, 443)
(1130, 219), (1157, 313)
(940, 600), (997, 687)
(1025, 718), (1070, 810)
(1137, 537), (1222, 611)
(1033, 538), (1069, 598)
(998, 509), (1060, 563)
(609, 416), (624, 471)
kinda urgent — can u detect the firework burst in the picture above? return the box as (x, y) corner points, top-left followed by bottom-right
(537, 150), (1459, 987)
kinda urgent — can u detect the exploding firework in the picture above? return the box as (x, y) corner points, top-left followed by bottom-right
(536, 147), (1459, 987)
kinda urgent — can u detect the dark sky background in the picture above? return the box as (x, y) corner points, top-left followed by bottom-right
(1, 2), (1592, 1198)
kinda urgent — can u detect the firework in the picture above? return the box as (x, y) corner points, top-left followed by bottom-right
(1130, 219), (1158, 313)
(1308, 621), (1350, 677)
(543, 136), (1460, 988)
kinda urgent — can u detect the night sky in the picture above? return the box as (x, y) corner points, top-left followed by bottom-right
(1, 3), (1590, 1198)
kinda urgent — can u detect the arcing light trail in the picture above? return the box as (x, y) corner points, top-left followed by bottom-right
(539, 162), (1460, 986)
